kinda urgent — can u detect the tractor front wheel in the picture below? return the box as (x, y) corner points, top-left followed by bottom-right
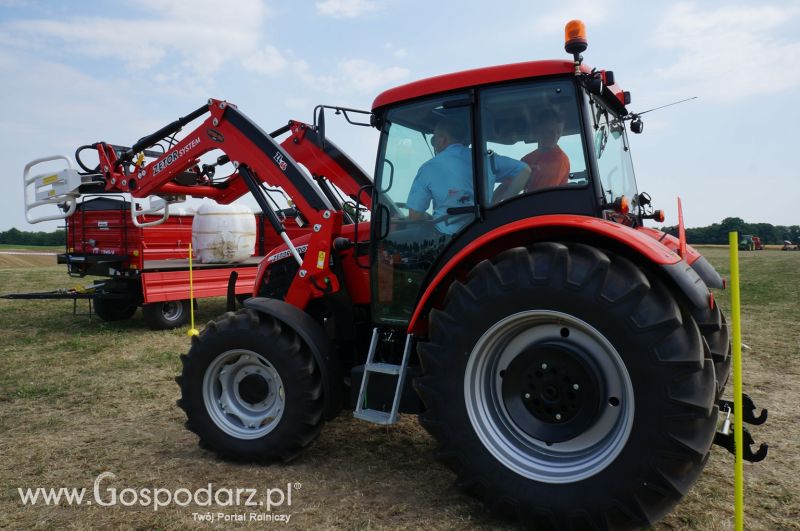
(415, 243), (717, 529)
(177, 309), (324, 462)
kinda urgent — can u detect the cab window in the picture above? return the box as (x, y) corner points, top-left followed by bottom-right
(478, 80), (589, 206)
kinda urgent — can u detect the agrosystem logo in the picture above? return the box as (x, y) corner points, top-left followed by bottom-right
(17, 471), (298, 522)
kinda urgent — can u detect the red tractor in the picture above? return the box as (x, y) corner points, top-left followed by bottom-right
(25, 20), (768, 529)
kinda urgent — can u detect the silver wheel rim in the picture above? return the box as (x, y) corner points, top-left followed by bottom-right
(202, 349), (285, 439)
(464, 310), (634, 483)
(162, 301), (183, 322)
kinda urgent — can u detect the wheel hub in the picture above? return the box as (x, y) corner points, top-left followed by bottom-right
(464, 310), (635, 483)
(162, 301), (182, 321)
(238, 373), (271, 405)
(502, 344), (603, 442)
(202, 350), (285, 439)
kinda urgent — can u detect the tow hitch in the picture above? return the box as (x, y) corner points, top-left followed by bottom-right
(713, 393), (769, 462)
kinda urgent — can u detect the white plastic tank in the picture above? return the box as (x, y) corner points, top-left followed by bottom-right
(169, 205), (195, 217)
(192, 202), (256, 263)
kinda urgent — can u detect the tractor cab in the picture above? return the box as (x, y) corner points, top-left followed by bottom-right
(369, 51), (639, 325)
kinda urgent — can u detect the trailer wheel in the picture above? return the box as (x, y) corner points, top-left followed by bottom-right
(176, 309), (324, 462)
(415, 243), (717, 529)
(93, 296), (138, 322)
(142, 300), (190, 330)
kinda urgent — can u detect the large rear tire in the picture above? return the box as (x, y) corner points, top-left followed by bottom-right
(177, 309), (324, 462)
(694, 304), (731, 399)
(415, 243), (717, 529)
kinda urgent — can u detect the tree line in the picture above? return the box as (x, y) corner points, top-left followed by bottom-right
(0, 227), (66, 246)
(1, 217), (797, 247)
(661, 217), (800, 245)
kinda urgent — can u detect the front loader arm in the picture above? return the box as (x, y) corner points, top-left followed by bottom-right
(96, 100), (334, 221)
(96, 99), (372, 214)
(92, 98), (378, 309)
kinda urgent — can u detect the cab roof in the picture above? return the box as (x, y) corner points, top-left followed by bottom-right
(372, 59), (629, 113)
(372, 60), (589, 110)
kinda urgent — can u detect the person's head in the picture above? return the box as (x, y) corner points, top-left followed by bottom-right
(535, 109), (564, 150)
(431, 117), (468, 154)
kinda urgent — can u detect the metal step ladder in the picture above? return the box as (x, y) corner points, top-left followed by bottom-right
(353, 328), (413, 425)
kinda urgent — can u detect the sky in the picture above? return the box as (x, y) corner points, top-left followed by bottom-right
(1, 0), (799, 231)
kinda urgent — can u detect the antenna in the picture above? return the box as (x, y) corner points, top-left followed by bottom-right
(634, 96), (697, 117)
(626, 96), (697, 134)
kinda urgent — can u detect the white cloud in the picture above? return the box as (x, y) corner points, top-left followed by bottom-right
(0, 50), (159, 231)
(333, 59), (409, 94)
(315, 0), (379, 19)
(284, 96), (311, 112)
(652, 3), (800, 101)
(383, 42), (407, 58)
(1, 1), (406, 99)
(242, 46), (290, 75)
(2, 0), (267, 82)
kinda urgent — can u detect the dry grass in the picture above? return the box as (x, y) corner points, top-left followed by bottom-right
(0, 251), (56, 268)
(0, 247), (798, 530)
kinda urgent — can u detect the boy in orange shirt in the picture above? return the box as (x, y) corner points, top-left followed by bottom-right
(522, 109), (570, 190)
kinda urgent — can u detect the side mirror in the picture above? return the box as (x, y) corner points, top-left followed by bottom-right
(630, 116), (643, 134)
(587, 76), (604, 95)
(317, 107), (326, 148)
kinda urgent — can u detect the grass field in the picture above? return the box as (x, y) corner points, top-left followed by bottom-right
(0, 244), (63, 252)
(0, 247), (798, 529)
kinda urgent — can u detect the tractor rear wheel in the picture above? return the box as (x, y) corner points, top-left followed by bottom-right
(712, 313), (732, 396)
(415, 243), (717, 530)
(694, 304), (731, 399)
(176, 309), (324, 462)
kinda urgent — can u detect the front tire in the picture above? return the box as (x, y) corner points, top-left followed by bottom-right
(415, 243), (717, 529)
(177, 309), (324, 462)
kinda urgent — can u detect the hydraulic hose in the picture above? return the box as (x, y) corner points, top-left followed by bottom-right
(117, 104), (209, 166)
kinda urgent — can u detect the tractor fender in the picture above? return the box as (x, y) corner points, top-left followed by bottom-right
(243, 297), (343, 420)
(636, 226), (724, 289)
(408, 215), (712, 335)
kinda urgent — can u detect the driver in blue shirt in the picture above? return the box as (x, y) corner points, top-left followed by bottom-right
(407, 117), (529, 234)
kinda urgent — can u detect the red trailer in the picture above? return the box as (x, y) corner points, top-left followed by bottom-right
(7, 195), (308, 329)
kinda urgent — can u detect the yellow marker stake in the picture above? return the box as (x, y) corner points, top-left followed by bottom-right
(187, 243), (199, 337)
(728, 232), (744, 531)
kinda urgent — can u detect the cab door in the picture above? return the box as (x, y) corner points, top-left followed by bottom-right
(371, 96), (476, 326)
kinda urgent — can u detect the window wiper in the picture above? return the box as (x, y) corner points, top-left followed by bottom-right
(596, 125), (608, 158)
